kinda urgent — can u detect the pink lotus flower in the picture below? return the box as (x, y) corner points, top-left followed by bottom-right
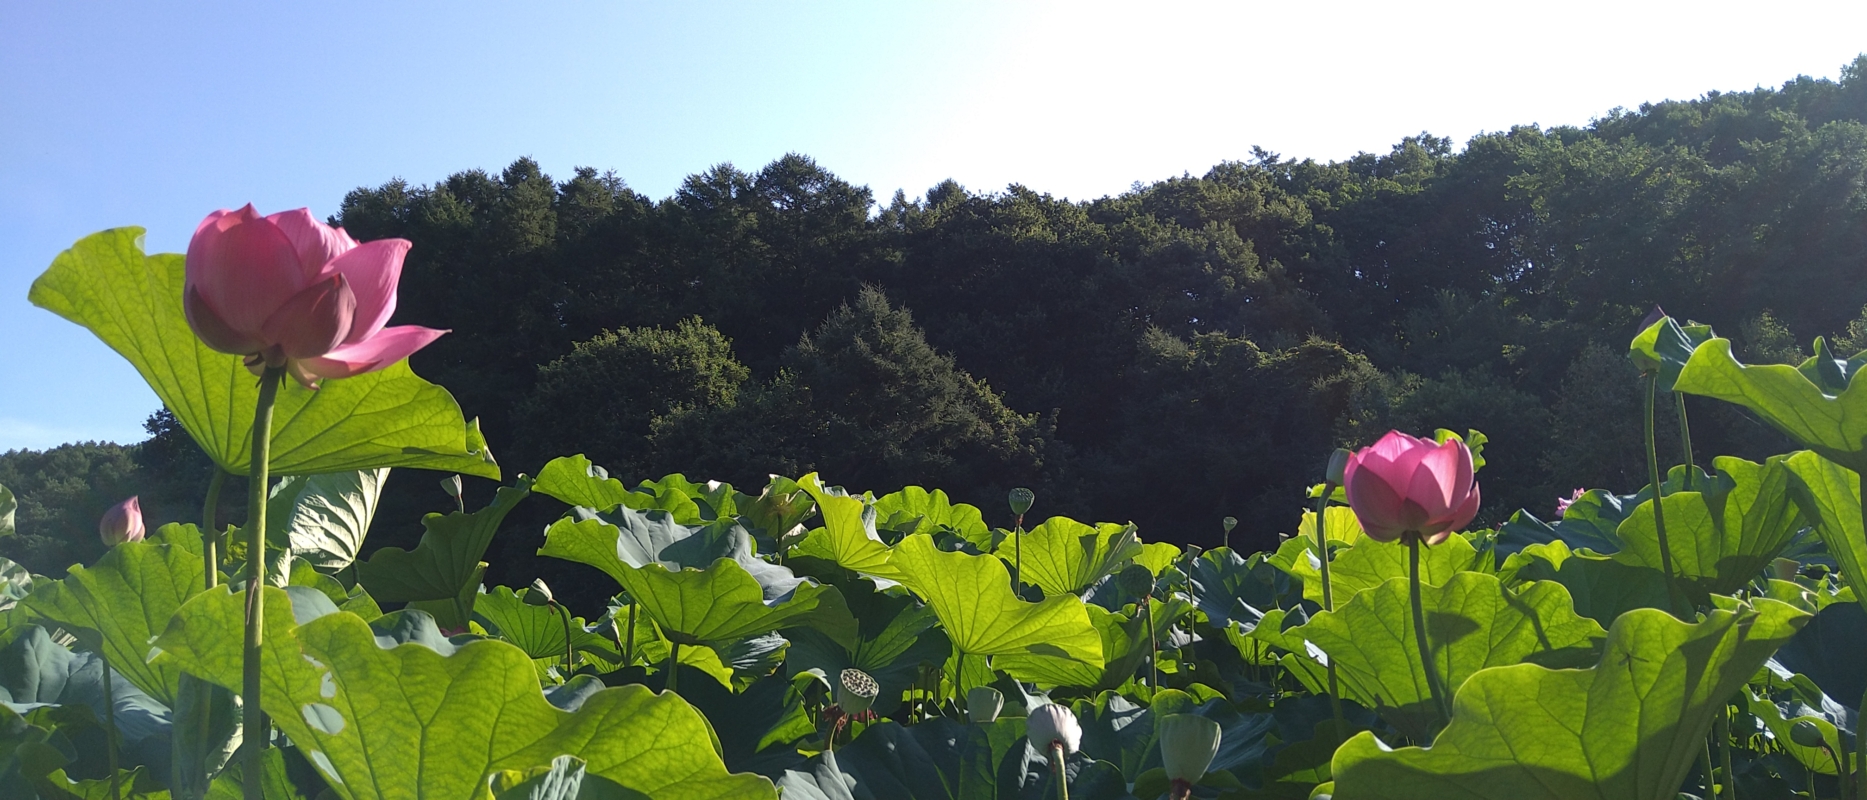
(1555, 488), (1586, 518)
(1342, 431), (1480, 546)
(99, 496), (145, 547)
(184, 205), (445, 389)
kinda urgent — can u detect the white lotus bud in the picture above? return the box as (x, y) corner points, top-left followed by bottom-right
(968, 686), (1004, 724)
(1159, 713), (1221, 784)
(1026, 703), (1081, 755)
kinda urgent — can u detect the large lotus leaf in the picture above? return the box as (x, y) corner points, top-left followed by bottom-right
(891, 535), (1101, 671)
(1611, 455), (1804, 600)
(540, 503), (745, 574)
(1309, 534), (1484, 607)
(1783, 450), (1867, 616)
(29, 228), (498, 479)
(265, 468), (389, 572)
(632, 474), (731, 522)
(785, 580), (949, 715)
(1495, 487), (1638, 557)
(489, 754), (636, 800)
(152, 585), (774, 799)
(1498, 542), (1672, 628)
(1675, 337), (1867, 473)
(1132, 542), (1181, 578)
(734, 476), (815, 544)
(1745, 687), (1854, 776)
(473, 586), (611, 663)
(1628, 315), (1714, 391)
(356, 479), (531, 605)
(658, 672), (811, 777)
(1771, 597), (1867, 708)
(994, 518), (1140, 597)
(873, 487), (988, 543)
(532, 456), (637, 513)
(1328, 598), (1811, 800)
(1289, 572), (1606, 742)
(0, 625), (173, 781)
(1296, 506), (1364, 547)
(0, 557), (29, 613)
(792, 474), (903, 582)
(0, 484), (13, 538)
(776, 717), (1135, 800)
(1186, 548), (1282, 630)
(611, 558), (854, 647)
(22, 524), (209, 706)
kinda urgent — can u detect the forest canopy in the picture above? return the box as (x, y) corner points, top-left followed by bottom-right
(8, 57), (1867, 579)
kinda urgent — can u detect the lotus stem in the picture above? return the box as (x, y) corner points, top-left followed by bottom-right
(666, 641), (680, 692)
(202, 470), (226, 589)
(1676, 393), (1696, 489)
(557, 603), (576, 675)
(624, 603), (638, 666)
(1407, 536), (1450, 729)
(1643, 374), (1683, 612)
(1698, 733), (1714, 798)
(1144, 595), (1158, 690)
(1716, 705), (1735, 800)
(103, 657), (120, 800)
(1013, 518), (1024, 599)
(1314, 485), (1348, 738)
(242, 365), (283, 800)
(1050, 741), (1070, 800)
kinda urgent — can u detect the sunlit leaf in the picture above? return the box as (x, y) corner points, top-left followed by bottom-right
(1676, 337), (1867, 473)
(994, 517), (1140, 597)
(356, 479), (532, 612)
(890, 535), (1102, 673)
(266, 468), (389, 572)
(27, 228), (497, 479)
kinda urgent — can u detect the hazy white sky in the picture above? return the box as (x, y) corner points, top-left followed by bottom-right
(3, 0), (1865, 450)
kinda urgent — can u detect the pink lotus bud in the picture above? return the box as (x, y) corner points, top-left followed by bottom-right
(99, 496), (145, 547)
(1341, 431), (1480, 546)
(185, 205), (447, 389)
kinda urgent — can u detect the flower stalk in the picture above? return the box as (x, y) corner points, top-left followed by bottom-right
(202, 470), (226, 589)
(242, 364), (284, 800)
(1314, 480), (1346, 739)
(1408, 535), (1450, 730)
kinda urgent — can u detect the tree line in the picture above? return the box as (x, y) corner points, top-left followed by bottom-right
(8, 57), (1867, 585)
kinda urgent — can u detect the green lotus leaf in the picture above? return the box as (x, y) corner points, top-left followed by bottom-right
(473, 585), (611, 663)
(993, 517), (1141, 597)
(0, 625), (173, 782)
(533, 456), (635, 511)
(28, 228), (497, 479)
(1498, 541), (1671, 628)
(1074, 689), (1277, 783)
(1770, 598), (1866, 709)
(1288, 572), (1606, 741)
(790, 474), (903, 582)
(1745, 687), (1850, 776)
(1675, 337), (1867, 473)
(1296, 506), (1364, 547)
(266, 468), (389, 572)
(784, 579), (949, 716)
(1610, 455), (1804, 601)
(873, 486), (988, 543)
(1132, 542), (1182, 577)
(637, 474), (736, 520)
(1309, 534), (1485, 607)
(1329, 598), (1811, 800)
(891, 534), (1102, 676)
(490, 754), (636, 800)
(0, 557), (29, 612)
(152, 586), (774, 799)
(540, 506), (855, 647)
(732, 476), (815, 545)
(22, 523), (211, 706)
(1186, 548), (1283, 629)
(356, 479), (532, 613)
(1783, 450), (1867, 616)
(1627, 315), (1714, 391)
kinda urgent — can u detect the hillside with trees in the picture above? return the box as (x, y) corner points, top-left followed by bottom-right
(7, 57), (1867, 583)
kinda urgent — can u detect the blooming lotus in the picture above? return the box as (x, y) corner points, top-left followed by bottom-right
(99, 496), (144, 547)
(184, 205), (445, 388)
(1342, 431), (1480, 546)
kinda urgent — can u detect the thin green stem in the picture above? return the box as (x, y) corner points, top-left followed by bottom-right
(202, 470), (226, 590)
(1144, 595), (1158, 690)
(1315, 484), (1346, 738)
(1716, 705), (1735, 800)
(1408, 536), (1451, 729)
(1644, 374), (1683, 612)
(1013, 520), (1024, 599)
(666, 641), (681, 692)
(103, 657), (120, 800)
(1699, 733), (1714, 799)
(623, 603), (637, 666)
(557, 603), (575, 675)
(242, 366), (283, 800)
(1051, 742), (1070, 800)
(1676, 393), (1696, 489)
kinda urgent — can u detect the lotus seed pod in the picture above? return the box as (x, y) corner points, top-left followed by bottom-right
(1008, 487), (1035, 517)
(1026, 703), (1081, 755)
(1117, 563), (1155, 597)
(1326, 448), (1352, 484)
(968, 686), (1004, 724)
(836, 668), (879, 716)
(1159, 713), (1222, 783)
(1221, 516), (1237, 533)
(1790, 719), (1827, 748)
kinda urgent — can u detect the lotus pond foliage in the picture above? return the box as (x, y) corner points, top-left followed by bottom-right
(3, 214), (1867, 800)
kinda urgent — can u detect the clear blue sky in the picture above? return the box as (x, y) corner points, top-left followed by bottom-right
(4, 0), (1865, 451)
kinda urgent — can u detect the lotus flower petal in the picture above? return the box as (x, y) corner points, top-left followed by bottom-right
(261, 275), (356, 361)
(324, 238), (410, 343)
(302, 325), (448, 380)
(186, 205), (304, 336)
(266, 208), (358, 278)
